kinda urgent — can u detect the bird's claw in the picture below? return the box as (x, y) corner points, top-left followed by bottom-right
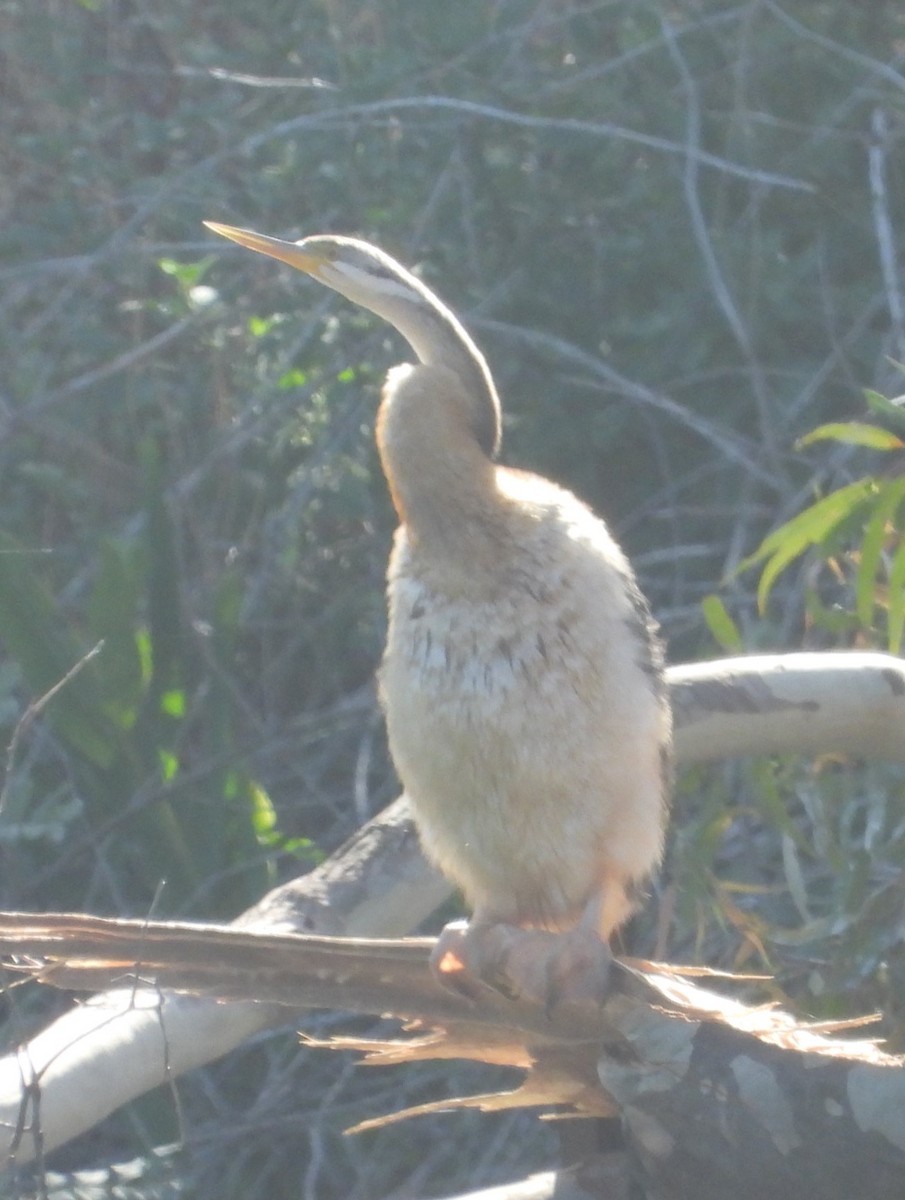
(429, 919), (497, 1002)
(430, 919), (613, 1012)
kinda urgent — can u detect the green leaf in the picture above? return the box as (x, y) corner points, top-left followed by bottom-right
(158, 749), (179, 783)
(278, 367), (308, 389)
(855, 476), (905, 628)
(888, 539), (905, 655)
(742, 479), (876, 613)
(804, 591), (861, 637)
(135, 627), (153, 687)
(158, 256), (214, 291)
(249, 780), (277, 838)
(87, 539), (143, 726)
(280, 837), (324, 863)
(160, 689), (186, 719)
(749, 761), (803, 843)
(140, 439), (184, 695)
(795, 422), (904, 451)
(701, 594), (743, 652)
(865, 389), (905, 431)
(249, 314), (277, 338)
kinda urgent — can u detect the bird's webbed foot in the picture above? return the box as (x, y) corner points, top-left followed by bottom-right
(430, 917), (612, 1012)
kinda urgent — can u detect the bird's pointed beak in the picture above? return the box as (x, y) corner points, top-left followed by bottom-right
(203, 221), (328, 277)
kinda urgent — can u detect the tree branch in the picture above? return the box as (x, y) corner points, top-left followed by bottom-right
(2, 913), (903, 1200)
(669, 652), (905, 764)
(1, 652), (903, 1168)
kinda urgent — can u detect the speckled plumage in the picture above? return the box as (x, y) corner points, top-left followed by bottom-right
(378, 363), (671, 940)
(204, 222), (673, 984)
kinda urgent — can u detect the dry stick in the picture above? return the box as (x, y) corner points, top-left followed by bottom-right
(661, 14), (780, 474)
(247, 96), (817, 194)
(763, 2), (905, 99)
(868, 105), (905, 363)
(1, 652), (905, 1164)
(1, 915), (903, 1200)
(0, 641), (105, 815)
(7, 316), (200, 431)
(477, 319), (777, 488)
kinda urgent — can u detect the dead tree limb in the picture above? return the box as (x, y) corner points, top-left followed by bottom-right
(1, 913), (903, 1200)
(669, 651), (905, 764)
(0, 652), (903, 1169)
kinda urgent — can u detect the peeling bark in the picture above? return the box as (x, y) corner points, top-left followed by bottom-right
(596, 993), (905, 1200)
(669, 652), (905, 764)
(1, 916), (904, 1199)
(1, 652), (904, 1189)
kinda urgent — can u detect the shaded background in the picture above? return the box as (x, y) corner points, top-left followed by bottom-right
(2, 1), (905, 1196)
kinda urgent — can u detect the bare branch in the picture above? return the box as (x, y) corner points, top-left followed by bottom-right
(868, 106), (905, 362)
(660, 15), (779, 470)
(0, 641), (105, 814)
(764, 3), (905, 98)
(240, 97), (817, 194)
(670, 651), (905, 765)
(1, 653), (904, 1164)
(2, 914), (904, 1199)
(477, 319), (780, 487)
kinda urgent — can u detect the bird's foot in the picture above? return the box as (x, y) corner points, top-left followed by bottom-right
(430, 919), (612, 1012)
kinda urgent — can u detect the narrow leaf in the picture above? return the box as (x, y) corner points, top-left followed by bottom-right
(855, 477), (905, 628)
(865, 389), (905, 430)
(888, 539), (905, 655)
(701, 594), (743, 652)
(742, 479), (876, 612)
(795, 422), (904, 452)
(87, 539), (143, 724)
(742, 479), (874, 568)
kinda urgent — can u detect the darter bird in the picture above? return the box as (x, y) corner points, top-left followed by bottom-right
(205, 221), (672, 1005)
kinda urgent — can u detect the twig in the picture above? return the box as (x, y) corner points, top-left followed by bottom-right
(764, 2), (905, 98)
(15, 316), (199, 426)
(868, 106), (905, 363)
(243, 97), (817, 194)
(660, 14), (780, 472)
(0, 641), (105, 815)
(477, 318), (780, 486)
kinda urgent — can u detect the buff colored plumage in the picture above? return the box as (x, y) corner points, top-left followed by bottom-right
(205, 221), (672, 1002)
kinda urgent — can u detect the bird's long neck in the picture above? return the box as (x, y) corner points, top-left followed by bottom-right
(393, 298), (501, 461)
(376, 363), (507, 585)
(337, 259), (502, 460)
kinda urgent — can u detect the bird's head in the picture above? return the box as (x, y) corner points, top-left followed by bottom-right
(204, 221), (502, 458)
(204, 225), (402, 309)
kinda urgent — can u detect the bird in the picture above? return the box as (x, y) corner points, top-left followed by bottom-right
(204, 220), (673, 1006)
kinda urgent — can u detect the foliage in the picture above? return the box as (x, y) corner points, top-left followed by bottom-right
(741, 387), (905, 652)
(689, 384), (905, 1051)
(2, 0), (905, 1196)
